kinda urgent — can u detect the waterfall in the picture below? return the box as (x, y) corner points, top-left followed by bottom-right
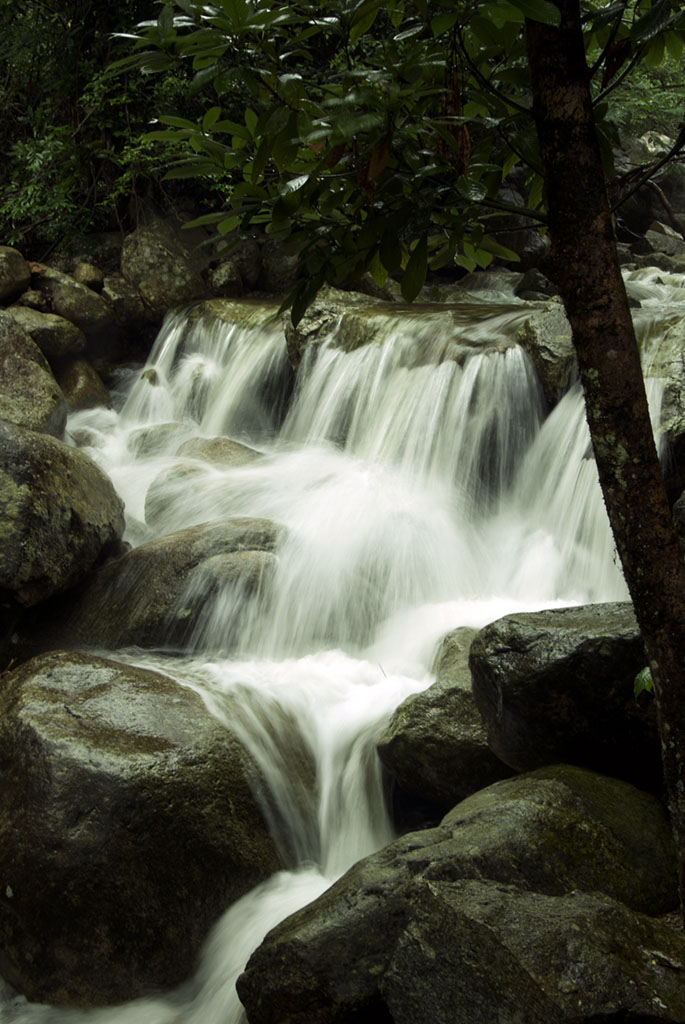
(4, 270), (683, 1024)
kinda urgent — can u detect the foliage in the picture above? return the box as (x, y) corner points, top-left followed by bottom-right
(113, 0), (685, 320)
(609, 57), (685, 139)
(0, 0), (205, 256)
(634, 665), (655, 698)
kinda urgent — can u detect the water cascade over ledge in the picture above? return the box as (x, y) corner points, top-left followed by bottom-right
(3, 268), (684, 1024)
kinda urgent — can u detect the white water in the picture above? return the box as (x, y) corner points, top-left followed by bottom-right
(4, 269), (685, 1024)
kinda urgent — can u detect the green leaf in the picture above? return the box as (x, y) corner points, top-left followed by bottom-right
(401, 236), (428, 301)
(218, 215), (240, 235)
(202, 106), (222, 132)
(630, 0), (676, 48)
(478, 236), (520, 261)
(509, 0), (561, 26)
(431, 12), (458, 36)
(634, 666), (654, 699)
(245, 108), (259, 137)
(159, 115), (199, 131)
(370, 248), (389, 287)
(643, 34), (665, 68)
(664, 29), (685, 61)
(350, 4), (380, 44)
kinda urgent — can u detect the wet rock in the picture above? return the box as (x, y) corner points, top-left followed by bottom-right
(52, 231), (123, 276)
(5, 304), (86, 360)
(53, 517), (282, 651)
(121, 216), (209, 313)
(144, 460), (207, 533)
(515, 300), (576, 406)
(644, 315), (685, 493)
(644, 225), (685, 259)
(0, 420), (125, 607)
(72, 261), (104, 292)
(0, 311), (67, 437)
(0, 247), (31, 303)
(32, 266), (115, 337)
(283, 286), (387, 369)
(237, 765), (681, 1024)
(14, 287), (51, 313)
(469, 602), (662, 791)
(0, 649), (281, 1006)
(377, 628), (513, 821)
(102, 272), (150, 327)
(175, 435), (261, 467)
(127, 421), (195, 458)
(53, 357), (112, 412)
(209, 258), (243, 297)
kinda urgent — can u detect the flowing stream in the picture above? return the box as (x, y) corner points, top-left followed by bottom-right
(3, 267), (684, 1024)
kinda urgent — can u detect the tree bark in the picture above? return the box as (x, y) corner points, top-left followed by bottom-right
(525, 0), (685, 912)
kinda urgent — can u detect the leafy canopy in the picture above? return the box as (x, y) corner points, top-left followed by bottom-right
(116, 0), (685, 320)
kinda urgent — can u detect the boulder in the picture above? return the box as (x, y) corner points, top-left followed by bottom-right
(52, 517), (282, 651)
(52, 231), (123, 276)
(0, 649), (281, 1006)
(53, 357), (112, 412)
(121, 216), (209, 313)
(144, 461), (207, 534)
(208, 258), (244, 297)
(102, 272), (150, 327)
(0, 421), (125, 608)
(5, 304), (86, 360)
(32, 266), (115, 337)
(645, 226), (685, 259)
(176, 435), (261, 467)
(127, 421), (195, 458)
(515, 300), (576, 406)
(237, 765), (681, 1024)
(377, 628), (513, 821)
(468, 602), (663, 790)
(644, 315), (685, 491)
(0, 311), (67, 437)
(72, 261), (104, 292)
(0, 247), (31, 303)
(283, 286), (388, 369)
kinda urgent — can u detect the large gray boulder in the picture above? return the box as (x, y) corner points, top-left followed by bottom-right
(515, 300), (576, 407)
(33, 266), (115, 337)
(176, 435), (261, 467)
(377, 628), (513, 819)
(54, 356), (111, 412)
(53, 517), (282, 651)
(5, 305), (86, 360)
(469, 602), (662, 790)
(0, 420), (124, 607)
(237, 765), (681, 1024)
(0, 649), (281, 1006)
(0, 311), (67, 437)
(121, 216), (209, 313)
(0, 247), (31, 303)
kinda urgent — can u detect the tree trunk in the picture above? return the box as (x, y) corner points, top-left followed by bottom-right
(525, 0), (685, 912)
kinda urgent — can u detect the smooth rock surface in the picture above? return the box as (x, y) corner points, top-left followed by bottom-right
(6, 305), (86, 359)
(469, 602), (662, 790)
(377, 627), (513, 819)
(0, 420), (124, 607)
(238, 766), (681, 1024)
(0, 247), (31, 303)
(33, 266), (115, 337)
(0, 650), (281, 1006)
(53, 517), (282, 650)
(0, 312), (67, 437)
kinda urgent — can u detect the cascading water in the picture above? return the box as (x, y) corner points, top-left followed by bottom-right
(3, 269), (684, 1024)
